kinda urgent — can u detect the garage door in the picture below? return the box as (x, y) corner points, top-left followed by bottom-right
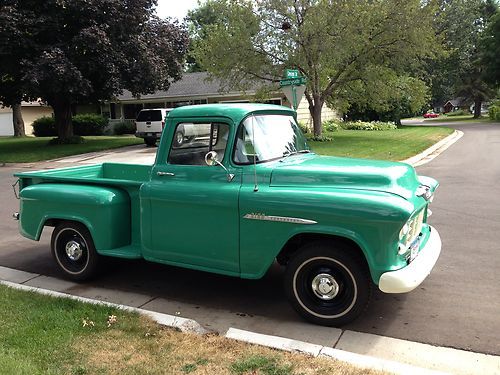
(0, 112), (14, 136)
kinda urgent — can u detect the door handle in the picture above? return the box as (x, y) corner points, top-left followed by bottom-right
(157, 171), (175, 176)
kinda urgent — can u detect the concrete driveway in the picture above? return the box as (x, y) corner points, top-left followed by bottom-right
(1, 122), (499, 356)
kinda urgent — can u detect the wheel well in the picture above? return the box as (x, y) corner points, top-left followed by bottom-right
(44, 219), (87, 230)
(276, 233), (368, 268)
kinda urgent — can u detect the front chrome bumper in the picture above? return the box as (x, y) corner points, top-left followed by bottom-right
(379, 226), (441, 293)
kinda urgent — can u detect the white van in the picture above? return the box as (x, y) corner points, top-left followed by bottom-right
(135, 108), (172, 146)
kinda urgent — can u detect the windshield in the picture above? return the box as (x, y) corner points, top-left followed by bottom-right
(233, 114), (309, 164)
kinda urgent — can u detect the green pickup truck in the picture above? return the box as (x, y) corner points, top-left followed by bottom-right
(13, 103), (441, 326)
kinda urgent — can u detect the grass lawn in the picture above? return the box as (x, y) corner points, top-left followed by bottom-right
(309, 126), (454, 161)
(0, 136), (143, 163)
(0, 285), (382, 375)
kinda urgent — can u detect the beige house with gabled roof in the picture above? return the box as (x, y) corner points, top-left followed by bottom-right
(103, 72), (336, 128)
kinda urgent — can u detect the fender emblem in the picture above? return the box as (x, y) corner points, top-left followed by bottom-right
(243, 213), (317, 225)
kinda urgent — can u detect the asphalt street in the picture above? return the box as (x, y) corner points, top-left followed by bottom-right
(0, 122), (499, 355)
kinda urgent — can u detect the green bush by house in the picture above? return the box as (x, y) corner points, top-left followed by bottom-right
(73, 114), (108, 135)
(31, 116), (57, 137)
(113, 121), (136, 135)
(33, 114), (108, 137)
(489, 102), (500, 121)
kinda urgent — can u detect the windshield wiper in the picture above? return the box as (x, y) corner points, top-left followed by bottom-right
(280, 150), (311, 161)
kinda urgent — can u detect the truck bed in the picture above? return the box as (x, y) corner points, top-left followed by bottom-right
(15, 163), (152, 259)
(14, 163), (152, 188)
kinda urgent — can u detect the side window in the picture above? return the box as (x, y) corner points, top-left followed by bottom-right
(168, 122), (230, 165)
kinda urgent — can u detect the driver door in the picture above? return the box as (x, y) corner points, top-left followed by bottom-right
(143, 121), (241, 274)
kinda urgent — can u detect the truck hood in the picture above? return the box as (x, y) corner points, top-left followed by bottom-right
(270, 155), (421, 199)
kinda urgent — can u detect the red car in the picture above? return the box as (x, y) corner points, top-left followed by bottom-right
(423, 112), (439, 118)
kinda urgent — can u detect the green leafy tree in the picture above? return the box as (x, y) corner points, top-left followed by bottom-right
(0, 1), (28, 136)
(330, 67), (430, 123)
(429, 0), (498, 117)
(481, 11), (500, 87)
(1, 0), (189, 142)
(185, 0), (221, 72)
(193, 0), (436, 136)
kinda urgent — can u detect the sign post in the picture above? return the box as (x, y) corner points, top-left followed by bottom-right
(280, 70), (307, 110)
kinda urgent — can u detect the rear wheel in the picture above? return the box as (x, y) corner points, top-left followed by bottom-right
(51, 222), (100, 281)
(284, 241), (372, 326)
(144, 138), (157, 147)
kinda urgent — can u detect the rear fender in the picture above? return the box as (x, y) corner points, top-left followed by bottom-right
(19, 184), (131, 251)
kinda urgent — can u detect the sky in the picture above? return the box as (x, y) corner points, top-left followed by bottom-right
(155, 0), (199, 21)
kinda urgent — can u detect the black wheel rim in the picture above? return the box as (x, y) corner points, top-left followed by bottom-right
(293, 257), (357, 319)
(54, 228), (89, 274)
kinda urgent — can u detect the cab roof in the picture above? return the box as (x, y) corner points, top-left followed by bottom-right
(167, 103), (296, 124)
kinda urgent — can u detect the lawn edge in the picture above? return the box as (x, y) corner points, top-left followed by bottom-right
(401, 130), (463, 167)
(0, 279), (446, 375)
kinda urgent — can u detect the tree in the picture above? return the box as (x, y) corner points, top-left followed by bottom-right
(429, 0), (498, 117)
(0, 1), (27, 136)
(329, 67), (430, 123)
(1, 0), (189, 142)
(481, 11), (500, 87)
(193, 0), (436, 136)
(185, 0), (221, 72)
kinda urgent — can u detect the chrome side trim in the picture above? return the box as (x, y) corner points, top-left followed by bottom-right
(243, 213), (317, 225)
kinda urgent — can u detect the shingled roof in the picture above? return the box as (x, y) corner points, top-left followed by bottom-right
(116, 72), (257, 101)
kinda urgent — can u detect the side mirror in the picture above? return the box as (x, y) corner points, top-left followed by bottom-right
(204, 151), (235, 182)
(204, 151), (218, 166)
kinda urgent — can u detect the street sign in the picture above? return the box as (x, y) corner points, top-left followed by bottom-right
(279, 77), (307, 87)
(282, 84), (306, 110)
(285, 69), (300, 79)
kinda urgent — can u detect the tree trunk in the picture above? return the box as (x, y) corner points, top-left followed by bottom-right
(473, 99), (482, 118)
(309, 95), (323, 137)
(51, 99), (74, 140)
(12, 103), (25, 137)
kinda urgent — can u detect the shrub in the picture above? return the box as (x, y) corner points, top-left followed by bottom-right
(447, 110), (469, 116)
(322, 120), (340, 132)
(297, 121), (310, 134)
(72, 114), (107, 136)
(340, 120), (397, 131)
(113, 122), (136, 135)
(32, 116), (56, 137)
(488, 101), (500, 121)
(32, 113), (108, 137)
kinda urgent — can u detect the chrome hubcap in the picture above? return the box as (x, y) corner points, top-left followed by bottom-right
(65, 240), (83, 261)
(311, 273), (339, 300)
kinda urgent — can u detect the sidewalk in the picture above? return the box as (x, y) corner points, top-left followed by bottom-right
(1, 266), (498, 375)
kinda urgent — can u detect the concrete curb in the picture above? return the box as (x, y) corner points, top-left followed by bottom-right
(226, 328), (448, 375)
(401, 130), (464, 167)
(0, 277), (452, 375)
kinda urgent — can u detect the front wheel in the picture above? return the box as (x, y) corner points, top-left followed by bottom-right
(51, 222), (100, 281)
(284, 242), (372, 326)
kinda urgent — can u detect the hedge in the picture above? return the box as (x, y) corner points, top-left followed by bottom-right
(32, 114), (108, 137)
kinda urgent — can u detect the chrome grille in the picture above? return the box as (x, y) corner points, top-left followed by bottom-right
(406, 209), (425, 246)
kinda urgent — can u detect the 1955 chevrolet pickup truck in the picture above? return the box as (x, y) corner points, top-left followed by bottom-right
(13, 103), (441, 326)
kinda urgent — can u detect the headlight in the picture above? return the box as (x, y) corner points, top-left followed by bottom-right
(399, 223), (410, 239)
